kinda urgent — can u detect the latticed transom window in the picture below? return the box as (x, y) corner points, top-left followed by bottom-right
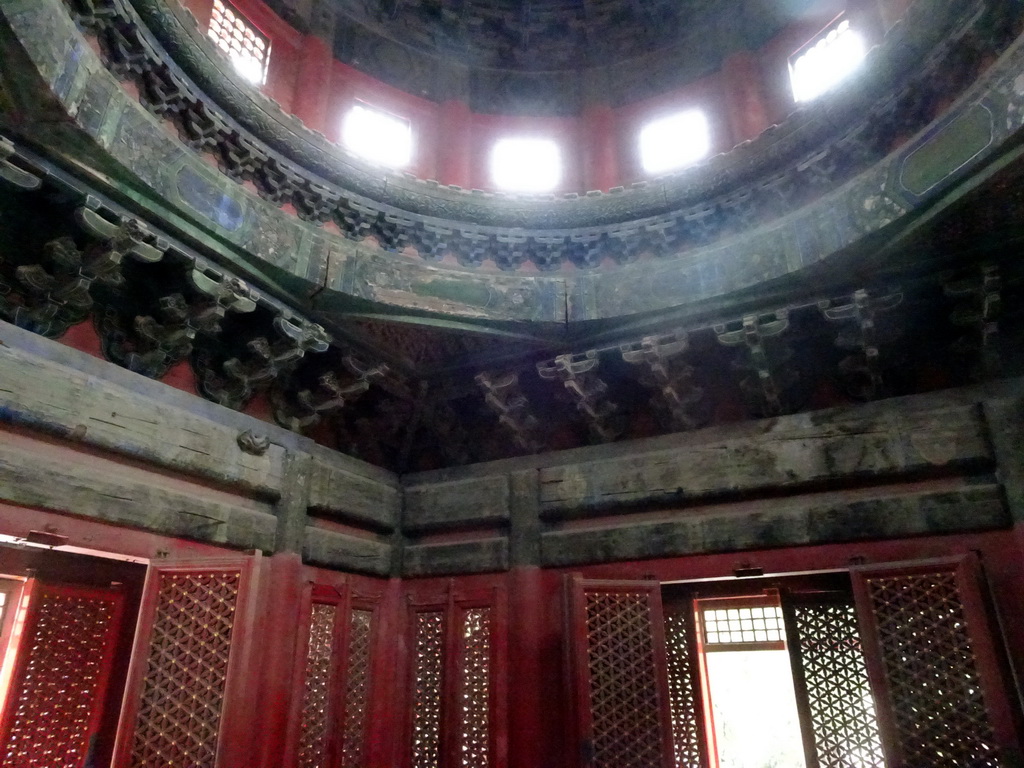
(700, 602), (786, 649)
(207, 0), (270, 85)
(789, 17), (866, 102)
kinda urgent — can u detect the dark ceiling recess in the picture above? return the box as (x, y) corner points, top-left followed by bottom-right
(266, 0), (829, 110)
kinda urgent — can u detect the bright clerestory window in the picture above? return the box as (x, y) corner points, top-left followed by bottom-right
(639, 109), (711, 176)
(790, 18), (866, 103)
(207, 0), (270, 85)
(490, 138), (562, 193)
(341, 104), (414, 169)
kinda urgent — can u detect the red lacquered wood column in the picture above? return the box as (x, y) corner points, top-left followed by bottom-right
(508, 566), (547, 768)
(254, 552), (305, 768)
(582, 102), (619, 192)
(437, 99), (473, 187)
(721, 51), (770, 146)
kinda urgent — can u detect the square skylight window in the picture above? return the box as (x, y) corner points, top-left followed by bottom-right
(790, 19), (866, 103)
(207, 0), (270, 85)
(490, 138), (562, 193)
(342, 104), (414, 169)
(639, 110), (711, 176)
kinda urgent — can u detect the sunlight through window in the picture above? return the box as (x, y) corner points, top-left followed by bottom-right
(342, 104), (414, 169)
(490, 138), (562, 193)
(790, 19), (866, 103)
(207, 0), (270, 85)
(639, 110), (711, 175)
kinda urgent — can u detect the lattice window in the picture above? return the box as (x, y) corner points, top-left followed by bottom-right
(701, 604), (785, 648)
(341, 609), (374, 768)
(790, 600), (885, 768)
(584, 590), (665, 768)
(298, 603), (337, 768)
(0, 585), (121, 768)
(664, 609), (704, 768)
(129, 569), (241, 768)
(866, 570), (1000, 767)
(411, 611), (445, 768)
(457, 608), (491, 768)
(789, 17), (866, 102)
(207, 0), (270, 84)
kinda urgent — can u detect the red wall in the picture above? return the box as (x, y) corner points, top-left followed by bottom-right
(3, 496), (1023, 768)
(184, 0), (891, 193)
(403, 527), (1024, 768)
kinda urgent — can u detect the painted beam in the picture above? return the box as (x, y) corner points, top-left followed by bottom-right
(539, 483), (1009, 567)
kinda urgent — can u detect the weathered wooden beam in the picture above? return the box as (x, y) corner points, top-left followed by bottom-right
(403, 475), (510, 533)
(539, 484), (1009, 567)
(539, 405), (992, 517)
(984, 395), (1024, 524)
(0, 433), (276, 551)
(307, 459), (400, 531)
(274, 452), (311, 553)
(0, 337), (285, 498)
(402, 538), (510, 577)
(509, 470), (541, 567)
(301, 526), (392, 576)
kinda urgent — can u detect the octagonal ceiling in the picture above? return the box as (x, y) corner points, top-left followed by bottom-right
(260, 0), (831, 110)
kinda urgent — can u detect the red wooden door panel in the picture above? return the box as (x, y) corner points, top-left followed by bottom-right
(111, 554), (260, 768)
(402, 584), (506, 768)
(289, 581), (383, 768)
(565, 576), (675, 768)
(780, 589), (886, 768)
(0, 581), (125, 768)
(852, 555), (1023, 767)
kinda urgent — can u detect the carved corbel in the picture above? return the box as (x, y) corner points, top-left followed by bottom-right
(537, 351), (622, 443)
(0, 137), (42, 191)
(819, 289), (902, 400)
(97, 294), (195, 378)
(0, 238), (90, 337)
(0, 208), (159, 338)
(621, 330), (704, 432)
(271, 355), (388, 431)
(75, 205), (167, 270)
(945, 265), (1001, 381)
(715, 311), (795, 417)
(187, 268), (258, 334)
(96, 265), (257, 379)
(198, 314), (330, 409)
(476, 370), (543, 453)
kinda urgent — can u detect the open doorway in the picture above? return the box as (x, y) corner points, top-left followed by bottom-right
(697, 595), (806, 768)
(0, 542), (146, 767)
(663, 573), (886, 768)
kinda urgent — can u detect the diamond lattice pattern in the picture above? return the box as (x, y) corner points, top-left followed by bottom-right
(867, 571), (1000, 767)
(1, 588), (119, 768)
(664, 609), (703, 768)
(298, 603), (337, 768)
(457, 608), (492, 768)
(585, 591), (665, 768)
(129, 569), (241, 768)
(411, 611), (445, 768)
(341, 609), (374, 768)
(792, 601), (885, 768)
